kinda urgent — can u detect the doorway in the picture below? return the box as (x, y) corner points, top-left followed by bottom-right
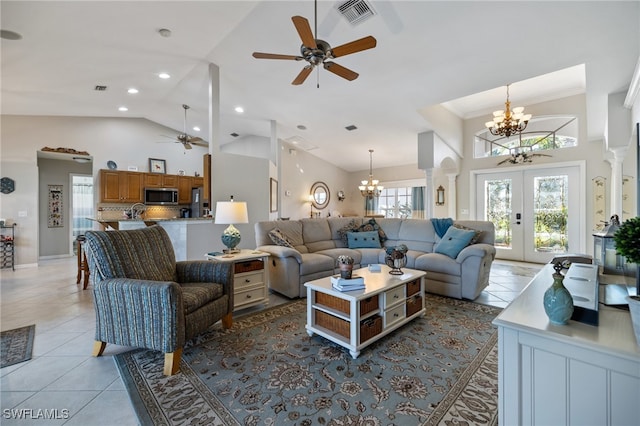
(475, 163), (584, 263)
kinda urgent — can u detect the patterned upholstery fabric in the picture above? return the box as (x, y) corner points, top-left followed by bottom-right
(84, 225), (234, 354)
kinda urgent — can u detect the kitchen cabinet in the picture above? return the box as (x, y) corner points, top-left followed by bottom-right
(192, 176), (204, 187)
(144, 173), (178, 188)
(178, 176), (193, 204)
(100, 170), (143, 203)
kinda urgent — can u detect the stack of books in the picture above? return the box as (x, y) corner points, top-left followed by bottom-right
(331, 275), (365, 291)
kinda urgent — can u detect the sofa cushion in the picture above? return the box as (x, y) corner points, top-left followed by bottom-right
(357, 218), (387, 243)
(434, 226), (476, 258)
(315, 248), (363, 265)
(268, 228), (294, 248)
(299, 253), (336, 275)
(347, 231), (381, 249)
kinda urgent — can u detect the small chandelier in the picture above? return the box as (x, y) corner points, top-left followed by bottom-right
(485, 84), (532, 138)
(359, 149), (383, 198)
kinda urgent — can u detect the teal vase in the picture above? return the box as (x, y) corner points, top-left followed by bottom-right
(543, 263), (574, 325)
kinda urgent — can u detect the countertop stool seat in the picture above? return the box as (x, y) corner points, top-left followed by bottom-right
(76, 235), (89, 289)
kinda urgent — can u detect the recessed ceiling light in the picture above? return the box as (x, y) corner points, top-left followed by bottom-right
(297, 125), (307, 130)
(192, 126), (200, 132)
(118, 106), (128, 112)
(127, 88), (139, 94)
(158, 28), (172, 38)
(235, 106), (244, 113)
(345, 124), (358, 131)
(158, 73), (170, 79)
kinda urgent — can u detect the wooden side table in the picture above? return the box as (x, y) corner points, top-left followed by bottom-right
(206, 249), (270, 311)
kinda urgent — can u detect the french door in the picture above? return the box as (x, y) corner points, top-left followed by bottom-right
(475, 166), (582, 263)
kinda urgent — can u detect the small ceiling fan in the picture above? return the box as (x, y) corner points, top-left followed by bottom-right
(252, 0), (377, 85)
(168, 104), (207, 150)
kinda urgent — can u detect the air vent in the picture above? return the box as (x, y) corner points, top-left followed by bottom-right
(335, 0), (376, 26)
(94, 85), (107, 91)
(345, 125), (358, 131)
(230, 132), (240, 137)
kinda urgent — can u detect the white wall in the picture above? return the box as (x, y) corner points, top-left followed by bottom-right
(279, 142), (351, 220)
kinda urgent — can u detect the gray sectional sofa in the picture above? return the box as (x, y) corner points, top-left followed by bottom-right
(255, 217), (496, 300)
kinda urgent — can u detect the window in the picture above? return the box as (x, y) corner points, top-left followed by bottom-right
(475, 116), (578, 159)
(377, 187), (413, 218)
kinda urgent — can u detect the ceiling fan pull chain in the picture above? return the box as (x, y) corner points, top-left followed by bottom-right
(317, 67), (320, 89)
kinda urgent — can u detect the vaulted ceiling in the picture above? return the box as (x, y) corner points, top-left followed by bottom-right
(1, 1), (638, 172)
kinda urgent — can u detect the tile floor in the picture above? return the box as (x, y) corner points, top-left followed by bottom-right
(0, 257), (541, 425)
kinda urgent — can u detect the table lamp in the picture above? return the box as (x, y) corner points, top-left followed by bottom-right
(214, 196), (249, 253)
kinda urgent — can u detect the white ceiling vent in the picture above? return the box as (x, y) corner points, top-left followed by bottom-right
(335, 0), (376, 26)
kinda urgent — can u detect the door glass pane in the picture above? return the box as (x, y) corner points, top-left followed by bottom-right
(485, 179), (512, 249)
(533, 175), (568, 253)
(73, 176), (93, 243)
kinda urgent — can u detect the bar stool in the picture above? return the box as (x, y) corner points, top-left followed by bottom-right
(76, 235), (90, 289)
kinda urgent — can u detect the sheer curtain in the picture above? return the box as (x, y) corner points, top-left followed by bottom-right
(411, 186), (425, 219)
(364, 196), (378, 216)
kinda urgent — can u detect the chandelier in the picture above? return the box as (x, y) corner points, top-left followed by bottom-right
(485, 84), (532, 138)
(359, 149), (383, 198)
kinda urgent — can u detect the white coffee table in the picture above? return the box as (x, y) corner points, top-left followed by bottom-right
(305, 265), (426, 358)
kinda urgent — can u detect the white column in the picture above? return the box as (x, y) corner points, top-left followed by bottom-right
(424, 169), (434, 219)
(607, 146), (628, 219)
(447, 173), (458, 219)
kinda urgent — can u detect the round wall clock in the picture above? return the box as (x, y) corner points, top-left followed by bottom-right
(0, 177), (15, 194)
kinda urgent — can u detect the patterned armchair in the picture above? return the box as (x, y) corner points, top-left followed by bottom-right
(84, 225), (234, 375)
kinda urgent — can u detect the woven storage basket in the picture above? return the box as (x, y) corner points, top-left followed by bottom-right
(234, 259), (263, 274)
(360, 296), (378, 316)
(406, 279), (420, 297)
(315, 310), (350, 338)
(406, 295), (423, 317)
(360, 315), (382, 343)
(316, 292), (350, 315)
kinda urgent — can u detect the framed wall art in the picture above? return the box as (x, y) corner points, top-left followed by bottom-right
(48, 185), (63, 228)
(149, 158), (166, 174)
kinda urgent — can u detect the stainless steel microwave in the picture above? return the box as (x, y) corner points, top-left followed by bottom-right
(144, 188), (178, 205)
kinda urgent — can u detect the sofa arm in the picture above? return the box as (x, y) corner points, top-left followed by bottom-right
(456, 243), (496, 263)
(256, 245), (303, 263)
(175, 261), (233, 294)
(93, 278), (185, 353)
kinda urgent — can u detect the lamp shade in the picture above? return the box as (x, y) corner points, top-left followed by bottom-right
(214, 201), (248, 225)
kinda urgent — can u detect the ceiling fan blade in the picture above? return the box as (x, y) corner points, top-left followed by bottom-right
(252, 52), (303, 60)
(292, 66), (313, 85)
(191, 140), (209, 147)
(292, 16), (317, 49)
(331, 36), (377, 58)
(188, 136), (204, 143)
(323, 62), (359, 81)
(184, 142), (192, 150)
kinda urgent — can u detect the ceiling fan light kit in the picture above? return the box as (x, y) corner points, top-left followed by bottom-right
(252, 0), (377, 86)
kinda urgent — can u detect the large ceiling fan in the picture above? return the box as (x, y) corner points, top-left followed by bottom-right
(170, 104), (207, 150)
(252, 0), (377, 85)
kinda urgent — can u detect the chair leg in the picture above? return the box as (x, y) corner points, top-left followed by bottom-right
(92, 341), (106, 357)
(222, 312), (233, 329)
(164, 347), (182, 376)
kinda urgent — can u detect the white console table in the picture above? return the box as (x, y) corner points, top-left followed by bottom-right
(493, 263), (640, 426)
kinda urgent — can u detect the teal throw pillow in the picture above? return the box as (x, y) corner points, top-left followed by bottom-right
(347, 231), (381, 249)
(434, 226), (476, 258)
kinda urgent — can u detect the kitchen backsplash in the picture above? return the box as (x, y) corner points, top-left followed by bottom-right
(97, 204), (181, 220)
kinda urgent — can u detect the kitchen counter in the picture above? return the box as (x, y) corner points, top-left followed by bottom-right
(90, 217), (213, 230)
(89, 218), (217, 261)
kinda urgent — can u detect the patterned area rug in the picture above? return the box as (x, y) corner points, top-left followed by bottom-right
(1, 325), (35, 368)
(116, 294), (500, 425)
